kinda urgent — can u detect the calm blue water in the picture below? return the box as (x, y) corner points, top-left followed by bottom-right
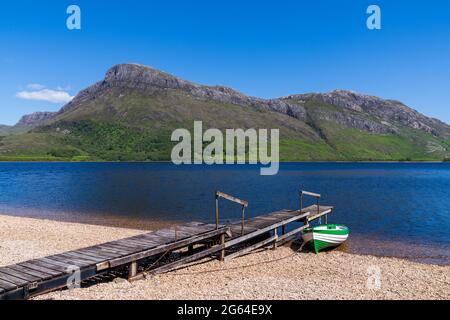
(0, 162), (449, 264)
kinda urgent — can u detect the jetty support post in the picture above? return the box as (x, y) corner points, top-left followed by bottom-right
(219, 233), (226, 261)
(128, 261), (137, 280)
(273, 228), (278, 249)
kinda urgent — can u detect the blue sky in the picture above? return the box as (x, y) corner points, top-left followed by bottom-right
(0, 0), (449, 125)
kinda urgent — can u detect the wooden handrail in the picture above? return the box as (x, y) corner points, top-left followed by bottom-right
(215, 191), (248, 234)
(215, 191), (248, 207)
(300, 190), (321, 215)
(300, 190), (321, 198)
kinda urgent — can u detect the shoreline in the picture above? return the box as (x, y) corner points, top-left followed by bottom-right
(2, 210), (448, 266)
(1, 214), (448, 300)
(0, 210), (181, 231)
(2, 211), (448, 266)
(0, 160), (448, 163)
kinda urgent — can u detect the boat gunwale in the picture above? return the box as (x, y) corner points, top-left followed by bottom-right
(303, 224), (349, 236)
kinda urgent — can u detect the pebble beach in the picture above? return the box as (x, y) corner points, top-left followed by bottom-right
(0, 214), (448, 300)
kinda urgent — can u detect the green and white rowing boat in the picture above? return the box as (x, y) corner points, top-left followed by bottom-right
(302, 224), (349, 254)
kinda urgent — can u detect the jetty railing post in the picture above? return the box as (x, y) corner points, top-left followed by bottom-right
(241, 205), (245, 235)
(300, 191), (303, 212)
(215, 190), (248, 232)
(215, 192), (219, 230)
(301, 190), (323, 223)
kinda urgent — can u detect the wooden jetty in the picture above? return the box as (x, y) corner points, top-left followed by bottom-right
(0, 190), (333, 300)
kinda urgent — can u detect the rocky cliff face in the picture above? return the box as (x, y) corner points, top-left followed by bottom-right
(16, 111), (56, 127)
(284, 90), (450, 138)
(0, 112), (56, 135)
(61, 64), (307, 121)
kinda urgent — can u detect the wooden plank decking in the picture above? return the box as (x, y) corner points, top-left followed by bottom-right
(0, 222), (229, 300)
(0, 203), (333, 300)
(224, 204), (333, 254)
(228, 205), (332, 239)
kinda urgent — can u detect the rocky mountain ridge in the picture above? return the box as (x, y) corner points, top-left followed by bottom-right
(284, 90), (449, 138)
(0, 112), (56, 135)
(58, 64), (450, 139)
(16, 111), (57, 127)
(60, 64), (307, 120)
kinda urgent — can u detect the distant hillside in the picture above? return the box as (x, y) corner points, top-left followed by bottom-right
(1, 63), (449, 161)
(0, 112), (56, 136)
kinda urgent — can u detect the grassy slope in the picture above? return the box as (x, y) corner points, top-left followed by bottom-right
(0, 88), (332, 161)
(299, 100), (450, 161)
(0, 133), (89, 161)
(0, 125), (32, 136)
(0, 88), (448, 161)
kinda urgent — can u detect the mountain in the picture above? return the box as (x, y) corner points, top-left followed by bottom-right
(0, 63), (449, 161)
(0, 112), (57, 136)
(15, 111), (57, 127)
(0, 125), (13, 135)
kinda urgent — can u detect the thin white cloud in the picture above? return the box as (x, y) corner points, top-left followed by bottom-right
(56, 85), (71, 91)
(27, 83), (46, 90)
(16, 89), (74, 104)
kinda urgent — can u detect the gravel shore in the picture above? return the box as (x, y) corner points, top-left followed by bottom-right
(1, 214), (448, 300)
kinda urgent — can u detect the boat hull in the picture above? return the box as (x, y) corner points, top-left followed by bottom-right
(302, 224), (349, 254)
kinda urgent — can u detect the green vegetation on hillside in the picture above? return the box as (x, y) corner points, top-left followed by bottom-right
(0, 86), (449, 162)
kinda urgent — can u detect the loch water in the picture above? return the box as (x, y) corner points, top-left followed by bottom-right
(0, 162), (448, 265)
